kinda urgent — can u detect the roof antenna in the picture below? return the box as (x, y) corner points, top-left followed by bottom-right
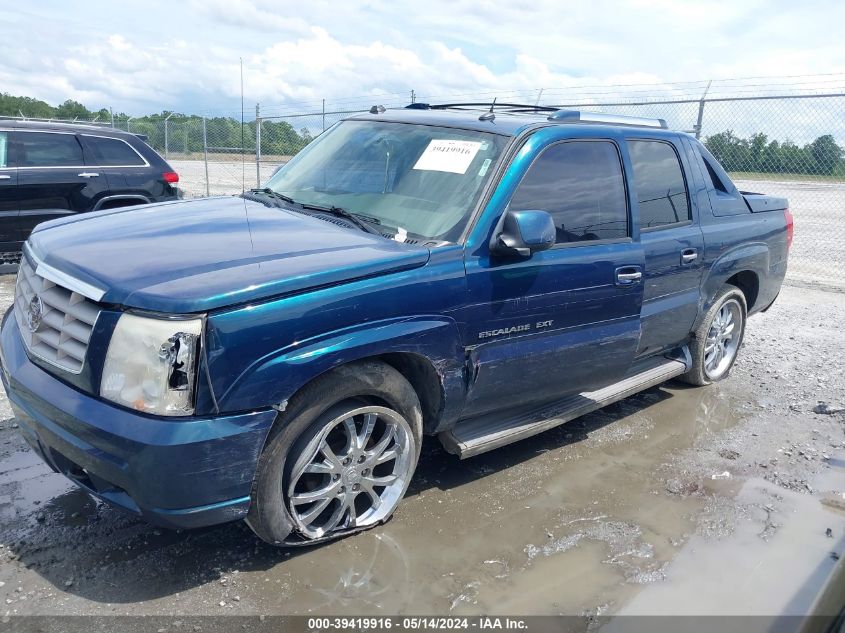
(479, 98), (496, 121)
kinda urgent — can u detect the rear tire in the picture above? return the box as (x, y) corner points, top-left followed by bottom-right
(680, 285), (747, 386)
(246, 360), (423, 545)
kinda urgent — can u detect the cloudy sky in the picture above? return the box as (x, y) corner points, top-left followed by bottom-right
(3, 0), (845, 117)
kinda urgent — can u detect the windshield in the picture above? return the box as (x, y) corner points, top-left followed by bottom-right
(264, 120), (508, 242)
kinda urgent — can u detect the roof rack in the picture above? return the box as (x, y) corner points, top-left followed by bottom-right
(404, 102), (669, 129)
(546, 109), (668, 129)
(406, 102), (558, 114)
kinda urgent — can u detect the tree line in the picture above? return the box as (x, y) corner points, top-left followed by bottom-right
(3, 92), (843, 173)
(124, 115), (313, 158)
(0, 93), (314, 157)
(703, 131), (843, 176)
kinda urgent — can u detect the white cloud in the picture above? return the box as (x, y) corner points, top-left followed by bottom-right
(107, 34), (131, 52)
(3, 0), (845, 121)
(188, 0), (311, 35)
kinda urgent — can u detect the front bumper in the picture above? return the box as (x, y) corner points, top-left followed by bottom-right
(0, 310), (277, 529)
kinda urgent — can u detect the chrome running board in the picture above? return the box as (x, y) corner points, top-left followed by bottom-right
(440, 355), (688, 459)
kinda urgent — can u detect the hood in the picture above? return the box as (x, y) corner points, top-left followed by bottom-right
(27, 197), (430, 313)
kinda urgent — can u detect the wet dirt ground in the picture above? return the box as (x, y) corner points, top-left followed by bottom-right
(0, 276), (844, 618)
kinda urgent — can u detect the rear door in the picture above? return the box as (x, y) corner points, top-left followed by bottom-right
(624, 136), (704, 355)
(79, 133), (151, 205)
(461, 132), (645, 418)
(15, 130), (107, 238)
(0, 130), (19, 251)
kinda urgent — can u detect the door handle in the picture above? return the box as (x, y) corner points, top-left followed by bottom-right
(681, 248), (699, 264)
(0, 175), (10, 180)
(78, 172), (100, 178)
(615, 267), (643, 286)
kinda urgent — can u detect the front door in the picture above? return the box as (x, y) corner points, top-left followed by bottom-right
(461, 135), (645, 418)
(79, 133), (150, 202)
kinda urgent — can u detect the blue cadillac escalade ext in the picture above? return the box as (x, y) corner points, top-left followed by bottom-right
(0, 104), (792, 545)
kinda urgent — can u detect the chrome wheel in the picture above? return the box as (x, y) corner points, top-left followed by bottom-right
(287, 405), (415, 540)
(703, 298), (742, 380)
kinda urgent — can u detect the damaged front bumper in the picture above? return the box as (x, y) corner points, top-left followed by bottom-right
(0, 310), (277, 529)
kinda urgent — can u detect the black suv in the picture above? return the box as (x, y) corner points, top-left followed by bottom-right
(0, 120), (180, 267)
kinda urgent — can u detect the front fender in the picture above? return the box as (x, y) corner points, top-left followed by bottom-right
(215, 315), (467, 417)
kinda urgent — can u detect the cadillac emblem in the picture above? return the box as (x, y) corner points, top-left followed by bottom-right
(26, 295), (43, 333)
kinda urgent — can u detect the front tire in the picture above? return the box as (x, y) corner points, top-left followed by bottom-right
(246, 361), (423, 545)
(680, 285), (747, 386)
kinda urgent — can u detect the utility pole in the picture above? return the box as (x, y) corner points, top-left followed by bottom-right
(694, 80), (712, 139)
(110, 107), (114, 128)
(255, 102), (261, 187)
(203, 116), (210, 196)
(410, 89), (416, 104)
(322, 99), (326, 132)
(164, 112), (175, 158)
(240, 57), (245, 192)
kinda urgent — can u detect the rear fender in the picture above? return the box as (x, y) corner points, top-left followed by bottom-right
(696, 242), (768, 328)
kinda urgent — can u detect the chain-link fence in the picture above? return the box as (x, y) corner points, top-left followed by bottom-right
(546, 94), (845, 289)
(5, 93), (844, 288)
(111, 114), (262, 197)
(94, 105), (379, 199)
(704, 97), (843, 290)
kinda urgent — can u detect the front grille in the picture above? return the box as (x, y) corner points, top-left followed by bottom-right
(14, 256), (100, 374)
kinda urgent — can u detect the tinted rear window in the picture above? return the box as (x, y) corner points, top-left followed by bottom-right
(84, 136), (146, 166)
(18, 132), (83, 167)
(696, 143), (735, 194)
(509, 140), (628, 243)
(628, 140), (690, 229)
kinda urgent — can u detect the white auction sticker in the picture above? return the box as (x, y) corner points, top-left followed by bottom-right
(413, 140), (482, 174)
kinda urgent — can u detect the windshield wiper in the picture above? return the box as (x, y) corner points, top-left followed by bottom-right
(242, 188), (297, 207)
(299, 202), (384, 236)
(242, 188), (383, 237)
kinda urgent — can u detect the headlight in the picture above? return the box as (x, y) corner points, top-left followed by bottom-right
(100, 314), (203, 416)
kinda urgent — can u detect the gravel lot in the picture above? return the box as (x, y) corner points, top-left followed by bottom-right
(171, 158), (284, 198)
(0, 275), (843, 618)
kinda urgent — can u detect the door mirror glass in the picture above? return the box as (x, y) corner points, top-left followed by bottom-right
(490, 209), (556, 257)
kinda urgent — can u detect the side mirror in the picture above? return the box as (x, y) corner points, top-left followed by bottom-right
(490, 209), (556, 257)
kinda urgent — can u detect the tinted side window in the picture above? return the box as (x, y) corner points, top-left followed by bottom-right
(629, 140), (690, 229)
(84, 136), (146, 166)
(18, 132), (84, 167)
(696, 143), (736, 194)
(510, 141), (628, 243)
(0, 132), (8, 167)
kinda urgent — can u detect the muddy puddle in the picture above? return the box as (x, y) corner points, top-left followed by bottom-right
(0, 381), (757, 615)
(269, 384), (754, 616)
